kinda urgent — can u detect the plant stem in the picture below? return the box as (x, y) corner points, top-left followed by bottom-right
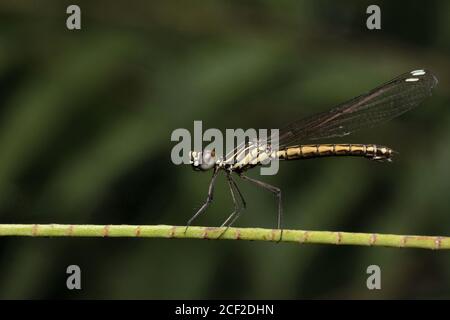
(0, 224), (448, 250)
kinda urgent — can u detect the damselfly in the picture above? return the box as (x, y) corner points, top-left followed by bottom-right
(188, 69), (438, 232)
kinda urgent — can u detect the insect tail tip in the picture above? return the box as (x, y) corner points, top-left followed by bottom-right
(386, 149), (398, 162)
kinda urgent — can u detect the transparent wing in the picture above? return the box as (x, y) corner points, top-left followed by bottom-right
(276, 69), (438, 148)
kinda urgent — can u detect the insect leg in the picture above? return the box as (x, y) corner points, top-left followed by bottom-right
(239, 174), (283, 241)
(185, 168), (220, 233)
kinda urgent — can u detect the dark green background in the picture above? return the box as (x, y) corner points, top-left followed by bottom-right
(0, 0), (449, 299)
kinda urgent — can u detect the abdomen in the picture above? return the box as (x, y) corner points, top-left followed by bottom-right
(276, 144), (393, 162)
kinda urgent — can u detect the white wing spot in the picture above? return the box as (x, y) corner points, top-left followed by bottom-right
(411, 70), (425, 76)
(405, 78), (419, 82)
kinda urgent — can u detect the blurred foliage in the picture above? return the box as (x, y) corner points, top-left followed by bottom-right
(0, 0), (450, 299)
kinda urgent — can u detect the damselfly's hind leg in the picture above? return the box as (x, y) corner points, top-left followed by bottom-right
(239, 174), (283, 241)
(218, 173), (247, 237)
(185, 168), (220, 233)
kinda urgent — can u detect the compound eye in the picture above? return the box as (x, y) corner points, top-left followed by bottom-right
(200, 149), (216, 170)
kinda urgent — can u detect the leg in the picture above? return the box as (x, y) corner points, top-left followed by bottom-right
(220, 174), (242, 228)
(239, 174), (283, 240)
(185, 168), (220, 232)
(220, 173), (246, 228)
(229, 173), (246, 209)
(217, 173), (248, 239)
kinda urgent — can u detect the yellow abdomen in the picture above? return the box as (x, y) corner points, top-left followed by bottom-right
(276, 144), (393, 162)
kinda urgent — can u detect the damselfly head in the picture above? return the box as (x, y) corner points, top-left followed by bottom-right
(189, 149), (216, 171)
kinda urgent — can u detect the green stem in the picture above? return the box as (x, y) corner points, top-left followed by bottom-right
(0, 224), (448, 250)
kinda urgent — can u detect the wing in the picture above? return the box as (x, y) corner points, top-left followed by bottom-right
(276, 69), (438, 148)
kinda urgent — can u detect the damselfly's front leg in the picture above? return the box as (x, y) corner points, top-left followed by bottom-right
(185, 168), (220, 233)
(239, 174), (283, 240)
